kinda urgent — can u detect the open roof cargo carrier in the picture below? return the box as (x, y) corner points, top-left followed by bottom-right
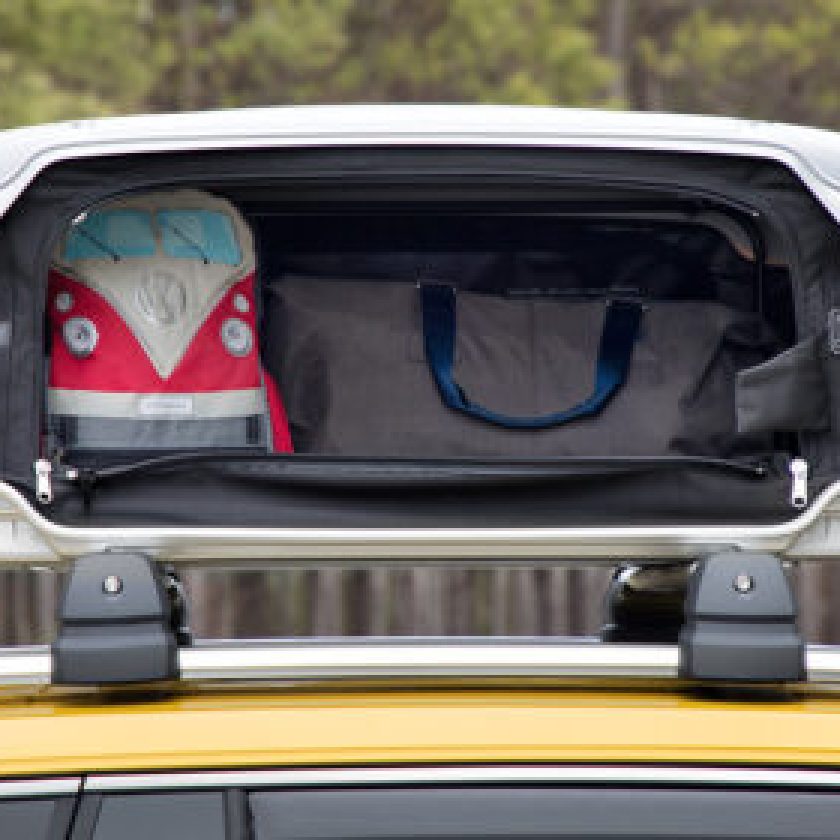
(5, 111), (840, 693)
(2, 110), (840, 561)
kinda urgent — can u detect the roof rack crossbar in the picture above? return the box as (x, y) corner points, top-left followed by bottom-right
(6, 548), (807, 687)
(5, 641), (840, 688)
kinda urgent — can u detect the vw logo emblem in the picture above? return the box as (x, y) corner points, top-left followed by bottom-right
(136, 270), (186, 326)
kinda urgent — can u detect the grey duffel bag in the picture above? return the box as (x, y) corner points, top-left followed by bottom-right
(265, 277), (779, 458)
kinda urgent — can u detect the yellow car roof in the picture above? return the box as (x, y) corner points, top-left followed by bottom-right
(3, 682), (840, 777)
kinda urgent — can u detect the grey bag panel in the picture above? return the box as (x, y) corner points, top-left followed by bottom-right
(531, 299), (775, 456)
(267, 277), (779, 458)
(271, 280), (539, 457)
(50, 414), (268, 451)
(737, 334), (831, 434)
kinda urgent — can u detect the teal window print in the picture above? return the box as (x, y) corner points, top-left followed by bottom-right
(64, 210), (156, 260)
(157, 210), (241, 265)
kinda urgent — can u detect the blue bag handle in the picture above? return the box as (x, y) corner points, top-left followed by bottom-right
(421, 284), (643, 430)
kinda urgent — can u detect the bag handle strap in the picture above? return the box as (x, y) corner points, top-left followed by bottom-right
(421, 284), (643, 430)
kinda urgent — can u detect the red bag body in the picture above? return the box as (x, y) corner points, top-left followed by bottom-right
(47, 190), (292, 454)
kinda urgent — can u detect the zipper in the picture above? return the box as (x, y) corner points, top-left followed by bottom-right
(40, 454), (819, 519)
(34, 455), (90, 506)
(789, 457), (809, 509)
(37, 452), (771, 506)
(34, 458), (53, 505)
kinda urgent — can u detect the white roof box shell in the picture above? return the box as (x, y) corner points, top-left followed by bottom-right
(3, 105), (840, 221)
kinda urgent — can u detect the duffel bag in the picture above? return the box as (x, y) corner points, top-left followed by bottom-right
(47, 189), (293, 453)
(265, 277), (779, 458)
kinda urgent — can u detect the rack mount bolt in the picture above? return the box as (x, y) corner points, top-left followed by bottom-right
(732, 573), (755, 594)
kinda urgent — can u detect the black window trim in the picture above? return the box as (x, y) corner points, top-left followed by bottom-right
(68, 767), (840, 840)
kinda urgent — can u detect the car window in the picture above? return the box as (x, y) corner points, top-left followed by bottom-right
(157, 209), (241, 264)
(86, 792), (225, 840)
(249, 787), (840, 840)
(0, 796), (71, 840)
(64, 210), (157, 260)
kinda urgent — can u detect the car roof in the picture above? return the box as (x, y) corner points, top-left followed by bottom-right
(2, 104), (840, 221)
(3, 682), (840, 777)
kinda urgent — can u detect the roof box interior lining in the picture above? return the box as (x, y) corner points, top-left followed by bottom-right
(3, 146), (836, 525)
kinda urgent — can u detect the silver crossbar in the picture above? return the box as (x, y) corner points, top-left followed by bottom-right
(178, 640), (680, 680)
(4, 639), (840, 687)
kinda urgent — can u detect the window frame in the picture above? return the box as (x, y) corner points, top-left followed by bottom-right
(0, 777), (80, 840)
(73, 766), (840, 840)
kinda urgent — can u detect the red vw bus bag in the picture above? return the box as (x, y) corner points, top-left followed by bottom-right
(47, 190), (292, 453)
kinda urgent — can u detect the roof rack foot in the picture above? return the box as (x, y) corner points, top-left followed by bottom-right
(679, 551), (804, 683)
(52, 552), (179, 685)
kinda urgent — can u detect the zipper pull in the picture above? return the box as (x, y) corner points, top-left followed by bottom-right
(34, 459), (53, 505)
(789, 457), (809, 509)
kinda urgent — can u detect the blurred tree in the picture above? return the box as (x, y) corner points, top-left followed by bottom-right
(0, 0), (169, 127)
(622, 0), (695, 111)
(635, 0), (840, 127)
(146, 0), (614, 110)
(600, 0), (629, 102)
(333, 0), (615, 106)
(147, 0), (353, 110)
(6, 0), (840, 130)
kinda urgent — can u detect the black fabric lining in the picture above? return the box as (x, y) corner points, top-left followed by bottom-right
(43, 458), (795, 528)
(1, 147), (834, 524)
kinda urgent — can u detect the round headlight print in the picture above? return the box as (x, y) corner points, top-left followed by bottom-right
(220, 317), (253, 356)
(62, 317), (99, 358)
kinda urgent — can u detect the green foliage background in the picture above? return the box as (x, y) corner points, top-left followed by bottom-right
(2, 0), (840, 128)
